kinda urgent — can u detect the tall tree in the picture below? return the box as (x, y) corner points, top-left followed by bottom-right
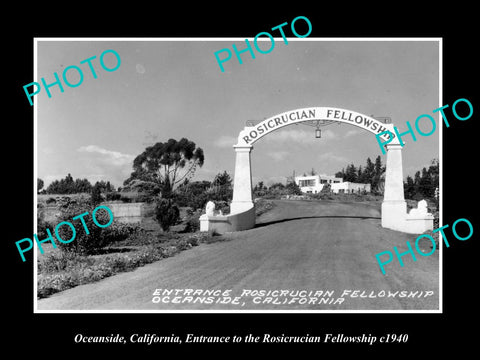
(285, 180), (303, 195)
(372, 156), (384, 192)
(428, 158), (439, 190)
(125, 138), (204, 198)
(404, 175), (415, 199)
(363, 157), (375, 185)
(75, 178), (93, 193)
(37, 178), (44, 193)
(344, 163), (357, 182)
(357, 165), (364, 183)
(405, 159), (439, 200)
(269, 182), (285, 190)
(46, 173), (92, 194)
(90, 182), (103, 205)
(211, 171), (233, 202)
(254, 181), (265, 192)
(212, 171), (232, 188)
(414, 170), (421, 186)
(419, 167), (434, 197)
(335, 168), (345, 179)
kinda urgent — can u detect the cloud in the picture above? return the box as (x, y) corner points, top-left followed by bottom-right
(136, 63), (146, 74)
(344, 129), (363, 138)
(76, 145), (135, 187)
(317, 152), (349, 164)
(266, 150), (289, 162)
(77, 145), (134, 167)
(264, 128), (337, 144)
(214, 135), (237, 148)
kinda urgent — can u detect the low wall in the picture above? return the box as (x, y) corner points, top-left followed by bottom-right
(104, 202), (142, 223)
(39, 202), (155, 225)
(200, 204), (256, 233)
(39, 206), (62, 224)
(382, 200), (434, 234)
(104, 202), (156, 224)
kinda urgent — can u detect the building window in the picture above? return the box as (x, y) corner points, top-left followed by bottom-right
(299, 179), (315, 187)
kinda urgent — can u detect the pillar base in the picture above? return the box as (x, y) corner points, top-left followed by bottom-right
(230, 200), (255, 214)
(199, 203), (256, 233)
(381, 200), (435, 234)
(381, 200), (407, 232)
(404, 216), (434, 234)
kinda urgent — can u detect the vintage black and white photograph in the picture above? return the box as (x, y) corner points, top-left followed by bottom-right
(32, 38), (441, 313)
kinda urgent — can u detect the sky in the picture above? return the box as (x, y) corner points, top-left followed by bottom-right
(36, 39), (440, 189)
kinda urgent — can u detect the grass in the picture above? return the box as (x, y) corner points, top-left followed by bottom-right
(37, 229), (226, 299)
(254, 199), (276, 217)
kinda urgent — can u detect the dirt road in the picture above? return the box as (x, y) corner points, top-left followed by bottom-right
(36, 200), (439, 311)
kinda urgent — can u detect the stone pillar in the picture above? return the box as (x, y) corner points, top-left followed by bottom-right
(230, 145), (254, 214)
(381, 143), (407, 231)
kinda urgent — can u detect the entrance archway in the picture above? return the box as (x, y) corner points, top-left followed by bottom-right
(200, 107), (433, 234)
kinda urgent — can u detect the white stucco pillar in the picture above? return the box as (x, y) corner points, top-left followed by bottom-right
(230, 145), (254, 214)
(381, 143), (407, 231)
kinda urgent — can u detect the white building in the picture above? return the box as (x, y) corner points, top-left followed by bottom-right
(294, 175), (371, 194)
(295, 175), (342, 194)
(331, 181), (371, 194)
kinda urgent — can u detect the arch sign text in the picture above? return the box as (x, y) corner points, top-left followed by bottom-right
(237, 107), (396, 146)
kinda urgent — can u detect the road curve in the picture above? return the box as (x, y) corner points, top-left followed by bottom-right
(37, 200), (439, 311)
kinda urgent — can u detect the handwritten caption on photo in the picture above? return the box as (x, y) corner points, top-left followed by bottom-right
(151, 288), (434, 307)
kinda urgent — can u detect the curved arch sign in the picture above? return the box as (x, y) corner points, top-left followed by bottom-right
(236, 107), (398, 146)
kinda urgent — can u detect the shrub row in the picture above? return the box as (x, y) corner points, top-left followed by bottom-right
(37, 231), (223, 298)
(37, 198), (142, 256)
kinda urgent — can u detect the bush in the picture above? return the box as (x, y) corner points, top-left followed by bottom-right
(155, 198), (180, 231)
(214, 200), (230, 214)
(175, 190), (209, 210)
(173, 181), (233, 211)
(211, 186), (233, 203)
(136, 193), (155, 203)
(308, 192), (334, 201)
(285, 181), (303, 195)
(38, 251), (84, 273)
(54, 201), (125, 255)
(105, 192), (121, 201)
(100, 222), (141, 244)
(90, 184), (103, 205)
(255, 199), (276, 217)
(37, 218), (54, 241)
(183, 210), (201, 233)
